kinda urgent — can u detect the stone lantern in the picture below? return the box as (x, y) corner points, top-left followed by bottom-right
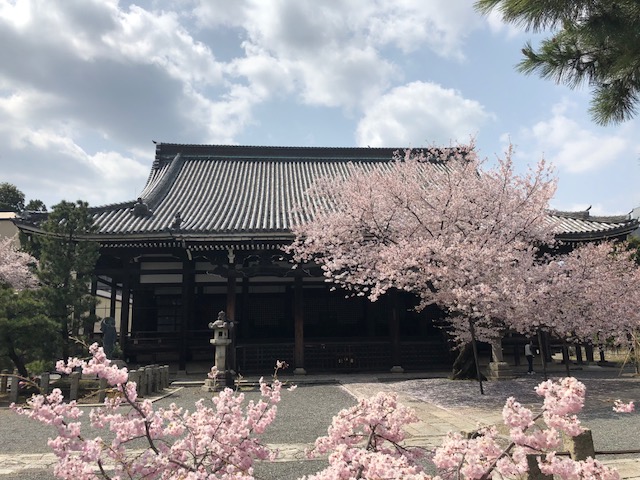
(202, 311), (235, 391)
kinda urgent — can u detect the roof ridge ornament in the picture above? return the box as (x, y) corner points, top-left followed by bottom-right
(131, 197), (153, 218)
(171, 212), (182, 230)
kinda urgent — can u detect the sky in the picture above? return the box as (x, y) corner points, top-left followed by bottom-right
(1, 0), (639, 216)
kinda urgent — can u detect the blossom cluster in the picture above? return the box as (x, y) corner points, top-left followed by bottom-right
(14, 343), (284, 479)
(13, 347), (628, 480)
(0, 236), (38, 290)
(434, 377), (619, 480)
(303, 392), (429, 479)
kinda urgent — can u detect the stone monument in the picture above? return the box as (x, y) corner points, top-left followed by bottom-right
(100, 317), (117, 359)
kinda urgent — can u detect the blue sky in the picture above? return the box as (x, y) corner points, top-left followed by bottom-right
(1, 0), (638, 215)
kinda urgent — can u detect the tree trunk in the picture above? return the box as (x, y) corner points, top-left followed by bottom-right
(7, 344), (28, 378)
(451, 343), (487, 381)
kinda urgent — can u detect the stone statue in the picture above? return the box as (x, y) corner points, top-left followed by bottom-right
(101, 317), (117, 358)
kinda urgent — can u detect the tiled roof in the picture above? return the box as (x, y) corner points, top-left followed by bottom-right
(547, 210), (638, 241)
(91, 144), (454, 240)
(16, 144), (639, 244)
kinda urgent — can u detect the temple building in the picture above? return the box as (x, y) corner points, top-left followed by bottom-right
(15, 144), (640, 373)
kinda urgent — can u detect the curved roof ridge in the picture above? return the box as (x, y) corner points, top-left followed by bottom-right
(152, 142), (466, 163)
(547, 209), (631, 223)
(142, 153), (184, 211)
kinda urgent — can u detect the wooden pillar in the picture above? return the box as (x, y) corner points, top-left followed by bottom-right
(240, 277), (249, 338)
(179, 258), (194, 370)
(575, 344), (584, 364)
(90, 277), (98, 317)
(89, 277), (98, 342)
(294, 275), (306, 375)
(585, 344), (595, 363)
(109, 277), (117, 318)
(119, 263), (131, 351)
(390, 291), (403, 373)
(226, 272), (237, 372)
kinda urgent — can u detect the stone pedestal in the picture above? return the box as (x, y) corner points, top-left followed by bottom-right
(525, 454), (553, 480)
(565, 429), (595, 461)
(390, 365), (405, 373)
(202, 377), (220, 392)
(293, 367), (307, 375)
(202, 338), (232, 392)
(488, 361), (515, 380)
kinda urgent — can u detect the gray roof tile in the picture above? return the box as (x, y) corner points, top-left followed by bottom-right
(89, 144), (637, 243)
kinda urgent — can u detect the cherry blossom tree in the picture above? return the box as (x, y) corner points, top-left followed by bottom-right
(0, 236), (38, 290)
(0, 237), (48, 376)
(289, 144), (557, 377)
(509, 241), (640, 371)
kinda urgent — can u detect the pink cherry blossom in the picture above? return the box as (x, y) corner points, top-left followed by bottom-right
(13, 347), (628, 480)
(0, 236), (38, 290)
(289, 144), (556, 345)
(613, 400), (635, 413)
(14, 344), (285, 479)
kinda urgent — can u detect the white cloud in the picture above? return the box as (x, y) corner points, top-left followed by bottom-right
(194, 0), (481, 111)
(356, 82), (494, 147)
(0, 119), (149, 207)
(483, 8), (524, 38)
(102, 5), (223, 86)
(516, 101), (631, 173)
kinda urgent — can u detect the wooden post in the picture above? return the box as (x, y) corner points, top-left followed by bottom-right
(537, 331), (548, 381)
(162, 365), (169, 388)
(9, 374), (19, 403)
(525, 454), (553, 480)
(119, 262), (131, 353)
(389, 291), (403, 373)
(226, 272), (237, 373)
(128, 369), (140, 396)
(513, 343), (521, 366)
(0, 369), (7, 393)
(109, 277), (118, 318)
(562, 341), (571, 377)
(90, 276), (98, 337)
(98, 377), (108, 403)
(40, 372), (50, 395)
(575, 344), (584, 364)
(138, 367), (146, 397)
(146, 368), (154, 395)
(585, 344), (595, 363)
(565, 429), (596, 461)
(469, 319), (484, 395)
(69, 371), (81, 401)
(180, 258), (194, 371)
(294, 275), (306, 375)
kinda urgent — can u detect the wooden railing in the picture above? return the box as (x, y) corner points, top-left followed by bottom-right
(125, 333), (453, 372)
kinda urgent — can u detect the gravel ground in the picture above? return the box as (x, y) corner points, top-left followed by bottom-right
(393, 369), (640, 452)
(2, 368), (640, 479)
(0, 382), (357, 480)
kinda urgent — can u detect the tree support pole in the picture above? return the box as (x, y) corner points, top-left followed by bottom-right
(537, 330), (548, 381)
(469, 319), (484, 395)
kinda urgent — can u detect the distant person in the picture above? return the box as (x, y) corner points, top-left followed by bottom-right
(524, 340), (535, 374)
